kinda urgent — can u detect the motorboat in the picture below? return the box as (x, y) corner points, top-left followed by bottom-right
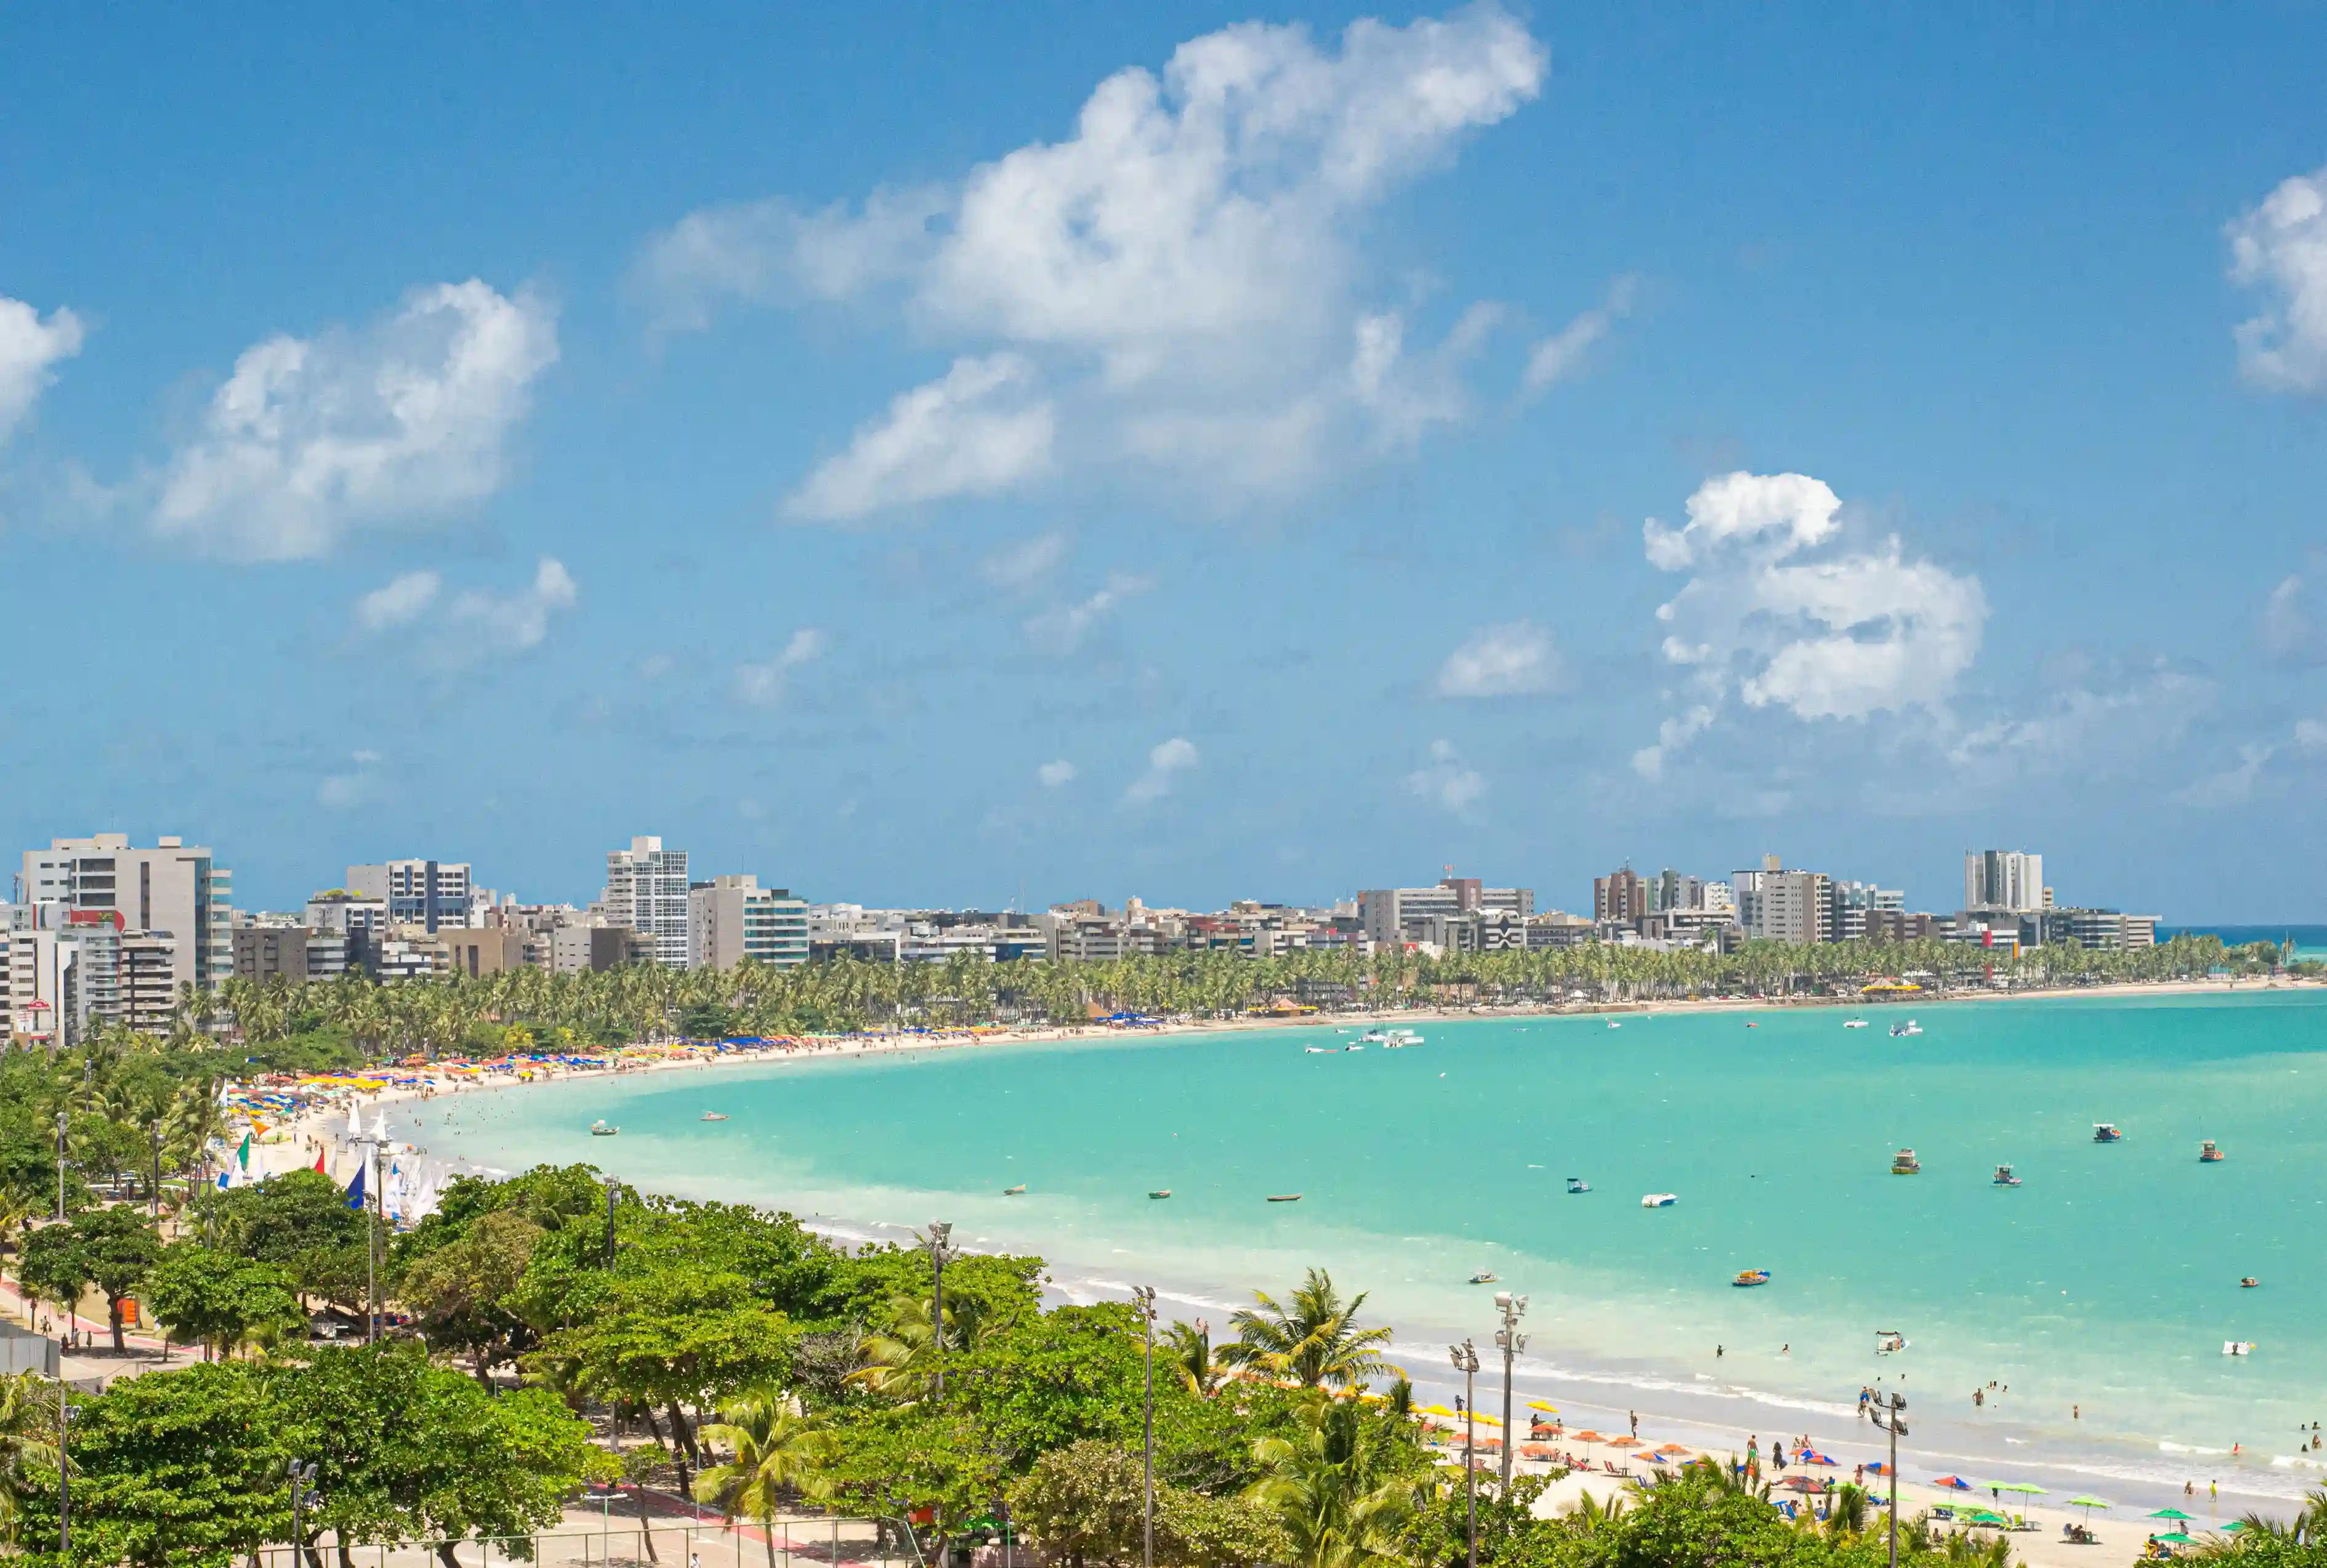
(1733, 1269), (1771, 1288)
(1890, 1149), (1922, 1175)
(1874, 1330), (1908, 1355)
(1640, 1192), (1678, 1208)
(1148, 1189), (1172, 1199)
(1266, 1193), (1303, 1202)
(1566, 1176), (1591, 1194)
(2092, 1124), (2123, 1144)
(589, 1120), (618, 1136)
(1607, 1020), (1622, 1029)
(1844, 1019), (1870, 1029)
(1345, 1043), (1365, 1051)
(2223, 1341), (2255, 1357)
(1992, 1164), (2022, 1186)
(1381, 1029), (1423, 1048)
(1002, 1184), (1025, 1196)
(1360, 1029), (1389, 1043)
(1304, 1046), (1333, 1053)
(2240, 1276), (2260, 1289)
(1470, 1271), (1499, 1284)
(700, 1112), (728, 1121)
(2200, 1140), (2225, 1163)
(1889, 1020), (1923, 1037)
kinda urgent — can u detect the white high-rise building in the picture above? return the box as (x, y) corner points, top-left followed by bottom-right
(346, 859), (474, 932)
(605, 837), (689, 968)
(17, 833), (232, 1004)
(688, 875), (810, 971)
(1964, 850), (2045, 913)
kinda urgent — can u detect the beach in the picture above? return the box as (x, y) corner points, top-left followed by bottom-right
(240, 979), (2327, 1541)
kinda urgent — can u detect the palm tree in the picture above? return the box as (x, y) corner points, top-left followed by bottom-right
(0, 1372), (61, 1546)
(1163, 1318), (1229, 1398)
(1246, 1391), (1426, 1568)
(693, 1388), (834, 1567)
(1222, 1269), (1394, 1390)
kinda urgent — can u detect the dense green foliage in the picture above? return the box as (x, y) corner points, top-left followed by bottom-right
(208, 931), (2293, 1058)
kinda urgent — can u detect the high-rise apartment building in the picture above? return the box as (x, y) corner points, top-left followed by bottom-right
(605, 837), (689, 967)
(688, 875), (810, 970)
(1829, 882), (1905, 941)
(1592, 867), (1648, 927)
(17, 834), (232, 1002)
(1359, 877), (1535, 946)
(347, 859), (473, 933)
(1964, 850), (2046, 913)
(1744, 865), (1831, 944)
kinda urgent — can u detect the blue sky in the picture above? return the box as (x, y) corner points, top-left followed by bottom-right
(4, 4), (2327, 919)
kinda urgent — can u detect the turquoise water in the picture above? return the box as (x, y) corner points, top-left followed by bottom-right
(409, 991), (2327, 1506)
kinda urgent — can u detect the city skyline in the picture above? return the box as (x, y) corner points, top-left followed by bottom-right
(5, 8), (2327, 918)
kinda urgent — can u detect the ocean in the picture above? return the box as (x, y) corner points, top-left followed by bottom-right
(403, 989), (2327, 1512)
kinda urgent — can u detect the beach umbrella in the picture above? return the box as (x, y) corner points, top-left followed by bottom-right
(1525, 1401), (1560, 1414)
(1796, 1450), (1838, 1467)
(1654, 1444), (1695, 1458)
(1418, 1404), (1457, 1418)
(1519, 1444), (1555, 1461)
(1570, 1430), (1606, 1444)
(1964, 1510), (2009, 1527)
(2148, 1510), (2195, 1522)
(1866, 1462), (1894, 1477)
(1932, 1476), (1974, 1491)
(2153, 1532), (2195, 1545)
(2068, 1497), (2111, 1519)
(2219, 1522), (2249, 1534)
(1605, 1436), (1641, 1449)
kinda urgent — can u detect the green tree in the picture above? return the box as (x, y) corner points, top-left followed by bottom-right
(207, 1167), (369, 1308)
(1244, 1392), (1429, 1568)
(140, 1242), (304, 1360)
(1222, 1269), (1395, 1390)
(13, 1226), (91, 1342)
(397, 1209), (544, 1384)
(0, 1371), (61, 1548)
(71, 1206), (164, 1352)
(692, 1386), (836, 1567)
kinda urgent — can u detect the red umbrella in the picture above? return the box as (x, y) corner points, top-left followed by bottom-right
(1797, 1450), (1839, 1467)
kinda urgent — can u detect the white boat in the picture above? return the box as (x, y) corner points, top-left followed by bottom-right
(2223, 1341), (2256, 1356)
(1566, 1177), (1591, 1194)
(1469, 1271), (1499, 1284)
(1344, 1044), (1365, 1051)
(1844, 1019), (1870, 1029)
(1889, 1020), (1922, 1037)
(1304, 1047), (1333, 1053)
(1640, 1192), (1678, 1208)
(1379, 1029), (1423, 1048)
(1360, 1029), (1389, 1043)
(1607, 1020), (1623, 1029)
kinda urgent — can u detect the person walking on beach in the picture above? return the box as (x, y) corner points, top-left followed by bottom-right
(1629, 1410), (1639, 1437)
(1746, 1436), (1760, 1482)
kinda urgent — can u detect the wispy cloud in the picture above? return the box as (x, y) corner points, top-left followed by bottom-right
(449, 557), (578, 651)
(734, 627), (829, 706)
(1037, 759), (1078, 787)
(1406, 738), (1485, 813)
(785, 354), (1054, 522)
(1435, 621), (1560, 697)
(982, 531), (1070, 592)
(1522, 275), (1638, 394)
(1025, 573), (1155, 654)
(355, 569), (442, 630)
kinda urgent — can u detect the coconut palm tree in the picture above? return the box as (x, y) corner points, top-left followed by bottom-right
(693, 1387), (834, 1567)
(1222, 1269), (1394, 1391)
(0, 1371), (62, 1545)
(1245, 1391), (1426, 1568)
(1163, 1318), (1229, 1398)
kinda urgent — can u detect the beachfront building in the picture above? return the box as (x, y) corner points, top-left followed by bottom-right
(1592, 867), (1647, 928)
(2023, 908), (2159, 951)
(688, 875), (810, 970)
(604, 836), (690, 968)
(18, 832), (233, 999)
(1964, 849), (2047, 913)
(1746, 865), (1832, 944)
(1829, 881), (1905, 941)
(1365, 875), (1535, 947)
(232, 925), (353, 983)
(346, 858), (475, 933)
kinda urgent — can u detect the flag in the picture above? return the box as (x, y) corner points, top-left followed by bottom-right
(344, 1159), (367, 1211)
(235, 1133), (251, 1172)
(216, 1169), (232, 1191)
(312, 1147), (327, 1174)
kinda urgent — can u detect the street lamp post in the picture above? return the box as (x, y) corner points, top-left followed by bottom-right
(290, 1458), (320, 1566)
(54, 1111), (67, 1223)
(1869, 1390), (1908, 1568)
(1132, 1287), (1158, 1568)
(1493, 1292), (1528, 1490)
(1448, 1338), (1480, 1568)
(929, 1222), (958, 1399)
(58, 1387), (76, 1555)
(603, 1176), (620, 1268)
(150, 1121), (162, 1219)
(351, 1133), (385, 1344)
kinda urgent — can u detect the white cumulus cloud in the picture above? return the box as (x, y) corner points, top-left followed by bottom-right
(1124, 736), (1200, 805)
(153, 279), (558, 560)
(1037, 759), (1078, 788)
(648, 4), (1546, 517)
(1435, 621), (1560, 697)
(2228, 164), (2327, 393)
(1406, 738), (1485, 813)
(734, 626), (829, 706)
(1639, 471), (1986, 770)
(355, 569), (443, 630)
(785, 354), (1055, 521)
(448, 557), (578, 652)
(0, 296), (85, 444)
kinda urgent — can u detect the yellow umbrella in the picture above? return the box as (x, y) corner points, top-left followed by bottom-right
(1526, 1401), (1560, 1413)
(1471, 1412), (1502, 1426)
(1419, 1405), (1457, 1417)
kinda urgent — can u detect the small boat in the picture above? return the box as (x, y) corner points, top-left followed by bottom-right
(1304, 1046), (1333, 1053)
(1733, 1269), (1771, 1288)
(1992, 1164), (2021, 1186)
(2223, 1341), (2256, 1357)
(701, 1112), (729, 1121)
(1891, 1148), (1921, 1175)
(1874, 1330), (1908, 1354)
(2240, 1276), (2259, 1289)
(1844, 1019), (1870, 1029)
(1381, 1029), (1423, 1048)
(2092, 1123), (2123, 1144)
(1566, 1176), (1591, 1194)
(1344, 1044), (1365, 1051)
(1640, 1192), (1678, 1208)
(1607, 1020), (1621, 1029)
(590, 1120), (619, 1136)
(1149, 1189), (1172, 1199)
(1360, 1029), (1388, 1043)
(2200, 1140), (2225, 1163)
(1470, 1271), (1499, 1284)
(1889, 1020), (1923, 1037)
(1002, 1184), (1025, 1196)
(1266, 1193), (1303, 1203)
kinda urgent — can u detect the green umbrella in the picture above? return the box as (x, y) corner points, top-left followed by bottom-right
(1964, 1510), (2010, 1526)
(2068, 1497), (2111, 1510)
(2153, 1532), (2195, 1545)
(2150, 1509), (2195, 1521)
(1991, 1482), (2047, 1494)
(2220, 1522), (2250, 1534)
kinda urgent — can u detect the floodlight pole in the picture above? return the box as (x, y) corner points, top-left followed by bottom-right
(1449, 1338), (1480, 1568)
(1493, 1292), (1528, 1489)
(1870, 1391), (1908, 1568)
(929, 1222), (957, 1399)
(1133, 1287), (1157, 1568)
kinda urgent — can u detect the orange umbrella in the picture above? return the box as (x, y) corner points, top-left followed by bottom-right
(1606, 1436), (1642, 1449)
(1520, 1444), (1556, 1460)
(1571, 1430), (1607, 1443)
